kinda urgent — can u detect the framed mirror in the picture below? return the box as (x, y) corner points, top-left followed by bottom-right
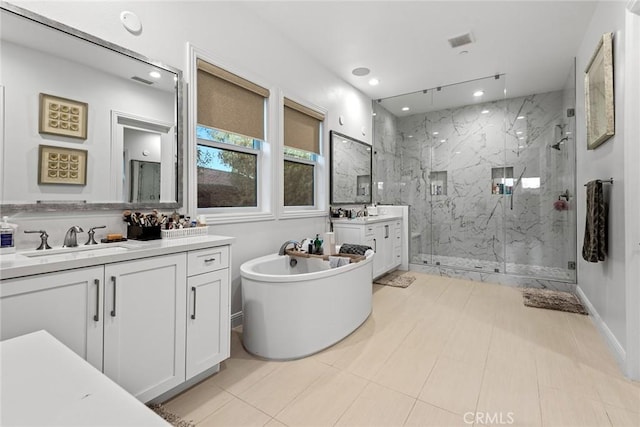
(330, 131), (372, 204)
(0, 2), (183, 213)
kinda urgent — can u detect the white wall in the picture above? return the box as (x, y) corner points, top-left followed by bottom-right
(623, 4), (640, 380)
(7, 1), (373, 318)
(575, 1), (638, 377)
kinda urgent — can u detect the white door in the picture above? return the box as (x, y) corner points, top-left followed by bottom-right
(103, 253), (186, 402)
(186, 269), (229, 380)
(0, 267), (104, 369)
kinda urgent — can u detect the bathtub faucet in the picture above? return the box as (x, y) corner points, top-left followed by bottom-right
(278, 240), (301, 256)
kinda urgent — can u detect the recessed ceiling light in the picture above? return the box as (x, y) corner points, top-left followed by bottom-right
(149, 71), (161, 79)
(518, 145), (524, 148)
(368, 78), (380, 86)
(440, 139), (446, 143)
(481, 109), (490, 114)
(401, 107), (410, 111)
(352, 67), (370, 76)
(432, 131), (439, 135)
(516, 131), (523, 135)
(473, 90), (484, 97)
(408, 135), (414, 138)
(517, 115), (525, 120)
(454, 151), (461, 154)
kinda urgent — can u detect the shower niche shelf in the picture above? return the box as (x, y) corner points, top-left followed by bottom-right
(429, 171), (447, 196)
(491, 167), (513, 195)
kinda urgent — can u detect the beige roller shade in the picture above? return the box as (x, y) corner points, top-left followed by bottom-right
(197, 59), (269, 141)
(283, 98), (324, 154)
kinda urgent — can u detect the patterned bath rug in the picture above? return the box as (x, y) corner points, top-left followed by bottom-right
(522, 288), (588, 315)
(374, 270), (416, 288)
(148, 404), (195, 427)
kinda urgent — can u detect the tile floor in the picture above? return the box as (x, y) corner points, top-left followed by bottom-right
(165, 273), (640, 426)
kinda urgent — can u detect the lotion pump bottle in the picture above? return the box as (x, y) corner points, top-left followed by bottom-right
(0, 216), (17, 254)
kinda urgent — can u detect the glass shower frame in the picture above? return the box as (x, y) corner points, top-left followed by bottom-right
(373, 66), (577, 283)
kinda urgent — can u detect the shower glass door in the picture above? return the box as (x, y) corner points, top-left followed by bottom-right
(427, 76), (507, 272)
(504, 60), (577, 281)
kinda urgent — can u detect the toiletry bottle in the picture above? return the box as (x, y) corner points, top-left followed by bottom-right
(0, 216), (17, 254)
(314, 234), (323, 255)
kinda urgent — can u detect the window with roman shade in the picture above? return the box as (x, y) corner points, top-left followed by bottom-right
(196, 59), (269, 209)
(283, 98), (325, 207)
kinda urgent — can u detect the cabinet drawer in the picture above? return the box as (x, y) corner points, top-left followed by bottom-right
(365, 225), (375, 236)
(188, 246), (229, 276)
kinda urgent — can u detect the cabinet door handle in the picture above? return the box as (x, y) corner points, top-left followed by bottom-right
(93, 279), (100, 322)
(110, 276), (117, 317)
(191, 286), (197, 320)
(373, 238), (377, 252)
(204, 257), (216, 263)
(385, 225), (389, 238)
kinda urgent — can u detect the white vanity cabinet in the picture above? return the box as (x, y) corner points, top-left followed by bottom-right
(103, 253), (187, 402)
(0, 235), (234, 403)
(186, 246), (230, 380)
(333, 217), (403, 278)
(0, 266), (105, 369)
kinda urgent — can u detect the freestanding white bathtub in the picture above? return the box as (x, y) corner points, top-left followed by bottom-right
(240, 252), (373, 360)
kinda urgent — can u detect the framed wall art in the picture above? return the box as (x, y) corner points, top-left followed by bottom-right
(585, 32), (614, 150)
(39, 93), (88, 139)
(38, 145), (88, 185)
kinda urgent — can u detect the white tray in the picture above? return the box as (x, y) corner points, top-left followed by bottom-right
(161, 226), (209, 239)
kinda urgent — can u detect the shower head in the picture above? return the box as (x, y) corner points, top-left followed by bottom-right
(551, 136), (569, 150)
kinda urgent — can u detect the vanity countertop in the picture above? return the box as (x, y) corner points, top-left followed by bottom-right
(0, 330), (169, 426)
(331, 213), (402, 225)
(0, 235), (235, 280)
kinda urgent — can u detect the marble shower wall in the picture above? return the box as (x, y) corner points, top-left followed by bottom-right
(386, 90), (575, 271)
(372, 102), (403, 204)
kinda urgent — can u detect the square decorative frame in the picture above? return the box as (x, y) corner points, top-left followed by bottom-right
(585, 32), (614, 150)
(39, 93), (88, 139)
(38, 144), (88, 185)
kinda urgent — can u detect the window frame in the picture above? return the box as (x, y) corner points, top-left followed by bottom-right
(188, 44), (276, 224)
(278, 91), (327, 219)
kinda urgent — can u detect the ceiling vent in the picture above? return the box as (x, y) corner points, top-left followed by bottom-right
(131, 76), (154, 85)
(448, 32), (475, 48)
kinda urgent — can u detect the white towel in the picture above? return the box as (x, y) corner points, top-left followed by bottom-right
(337, 257), (350, 267)
(329, 256), (341, 268)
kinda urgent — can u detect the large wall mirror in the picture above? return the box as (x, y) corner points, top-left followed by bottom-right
(330, 131), (372, 204)
(0, 2), (183, 213)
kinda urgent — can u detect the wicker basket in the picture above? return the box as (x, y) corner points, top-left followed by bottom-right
(161, 226), (209, 239)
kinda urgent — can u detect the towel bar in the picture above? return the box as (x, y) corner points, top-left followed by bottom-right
(584, 178), (613, 186)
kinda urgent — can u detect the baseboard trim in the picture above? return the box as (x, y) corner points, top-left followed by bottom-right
(575, 285), (626, 370)
(231, 311), (243, 328)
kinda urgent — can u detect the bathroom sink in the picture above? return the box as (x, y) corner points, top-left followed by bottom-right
(20, 245), (130, 259)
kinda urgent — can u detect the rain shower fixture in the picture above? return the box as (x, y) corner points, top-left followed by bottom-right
(551, 136), (569, 150)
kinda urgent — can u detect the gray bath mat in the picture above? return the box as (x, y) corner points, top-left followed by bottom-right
(374, 270), (416, 288)
(148, 404), (195, 427)
(522, 288), (588, 315)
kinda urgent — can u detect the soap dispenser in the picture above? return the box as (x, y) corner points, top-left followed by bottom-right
(0, 216), (17, 254)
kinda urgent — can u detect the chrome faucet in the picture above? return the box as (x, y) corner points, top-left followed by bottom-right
(278, 240), (300, 256)
(63, 226), (84, 247)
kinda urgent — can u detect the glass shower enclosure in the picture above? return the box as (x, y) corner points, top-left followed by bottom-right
(372, 66), (576, 282)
